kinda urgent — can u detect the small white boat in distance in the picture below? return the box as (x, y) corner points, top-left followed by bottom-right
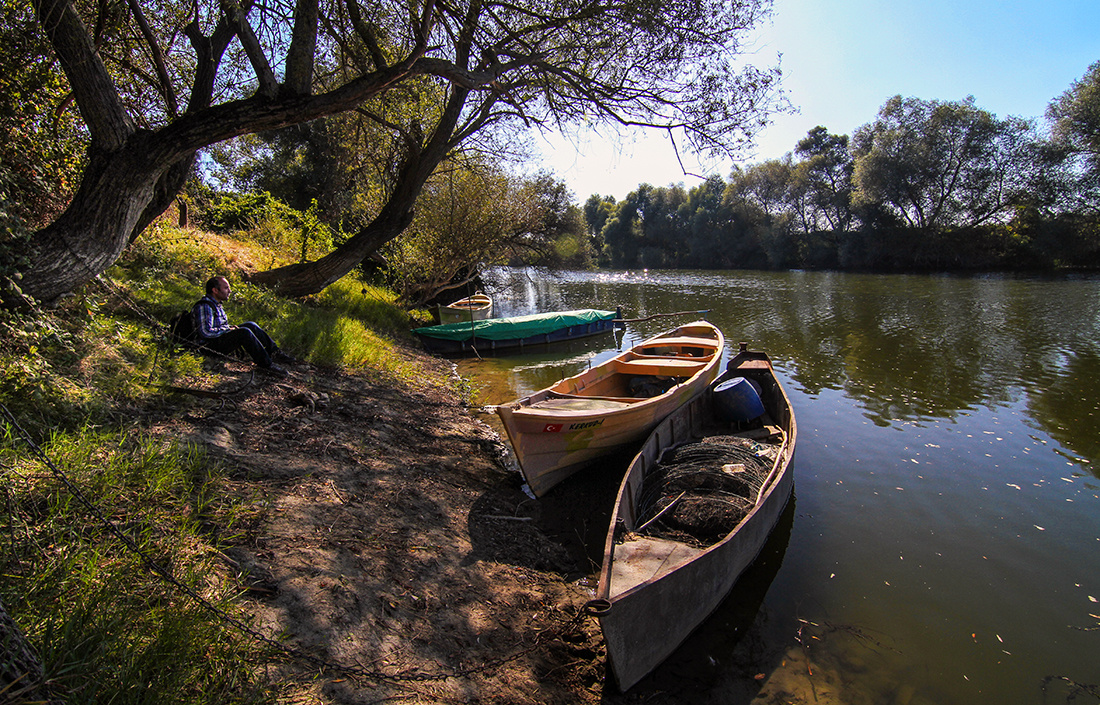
(494, 321), (724, 497)
(438, 292), (493, 324)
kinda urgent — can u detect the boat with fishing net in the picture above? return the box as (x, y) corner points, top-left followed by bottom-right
(585, 343), (797, 691)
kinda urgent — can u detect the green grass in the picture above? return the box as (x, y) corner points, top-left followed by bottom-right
(0, 217), (452, 703)
(1, 426), (274, 704)
(111, 221), (424, 375)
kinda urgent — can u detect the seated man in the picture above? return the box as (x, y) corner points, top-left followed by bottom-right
(191, 276), (291, 375)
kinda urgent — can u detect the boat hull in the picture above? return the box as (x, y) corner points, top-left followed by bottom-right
(590, 348), (797, 691)
(414, 309), (618, 356)
(438, 293), (493, 324)
(495, 321), (724, 497)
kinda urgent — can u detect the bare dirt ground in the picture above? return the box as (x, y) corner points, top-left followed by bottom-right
(153, 344), (627, 704)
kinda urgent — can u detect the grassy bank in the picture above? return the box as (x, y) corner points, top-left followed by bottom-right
(1, 222), (441, 703)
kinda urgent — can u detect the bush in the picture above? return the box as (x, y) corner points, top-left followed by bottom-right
(198, 192), (338, 263)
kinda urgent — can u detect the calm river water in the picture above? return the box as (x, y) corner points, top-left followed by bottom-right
(454, 267), (1100, 704)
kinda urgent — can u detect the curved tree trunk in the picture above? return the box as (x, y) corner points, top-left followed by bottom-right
(21, 137), (170, 303)
(249, 87), (472, 297)
(0, 597), (48, 702)
(130, 154), (198, 243)
(19, 77), (433, 303)
(249, 207), (417, 296)
(18, 0), (456, 304)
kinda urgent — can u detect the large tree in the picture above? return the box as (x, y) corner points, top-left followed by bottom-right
(14, 0), (784, 302)
(850, 95), (1035, 231)
(1047, 60), (1100, 215)
(792, 126), (854, 234)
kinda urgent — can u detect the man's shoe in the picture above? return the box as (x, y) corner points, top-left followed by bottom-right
(273, 350), (299, 364)
(263, 363), (289, 377)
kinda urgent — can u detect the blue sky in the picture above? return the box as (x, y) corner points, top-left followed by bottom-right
(538, 0), (1100, 203)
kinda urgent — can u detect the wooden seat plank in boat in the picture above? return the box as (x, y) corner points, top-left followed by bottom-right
(609, 537), (705, 596)
(614, 359), (709, 376)
(529, 397), (639, 411)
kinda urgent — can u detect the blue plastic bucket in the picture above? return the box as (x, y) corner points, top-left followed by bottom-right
(713, 377), (765, 422)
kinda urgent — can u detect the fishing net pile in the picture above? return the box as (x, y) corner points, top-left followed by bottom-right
(635, 436), (779, 547)
(628, 375), (684, 398)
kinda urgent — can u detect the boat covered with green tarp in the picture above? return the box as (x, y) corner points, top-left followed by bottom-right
(413, 308), (620, 355)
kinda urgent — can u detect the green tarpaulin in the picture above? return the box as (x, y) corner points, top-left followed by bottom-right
(414, 309), (617, 342)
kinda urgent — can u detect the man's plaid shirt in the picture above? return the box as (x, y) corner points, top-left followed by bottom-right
(192, 295), (231, 339)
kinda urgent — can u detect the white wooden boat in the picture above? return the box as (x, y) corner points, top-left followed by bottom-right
(438, 293), (493, 324)
(494, 321), (724, 497)
(586, 343), (797, 691)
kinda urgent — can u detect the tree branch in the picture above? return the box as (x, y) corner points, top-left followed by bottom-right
(220, 0), (278, 97)
(282, 0), (319, 96)
(124, 0), (179, 117)
(32, 0), (134, 150)
(345, 0), (387, 69)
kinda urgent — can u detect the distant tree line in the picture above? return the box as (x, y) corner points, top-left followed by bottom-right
(583, 64), (1100, 272)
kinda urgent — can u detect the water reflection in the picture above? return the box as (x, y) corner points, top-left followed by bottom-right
(482, 268), (1100, 472)
(620, 496), (798, 703)
(459, 267), (1100, 703)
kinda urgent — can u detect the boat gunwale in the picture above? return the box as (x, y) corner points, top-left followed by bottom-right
(598, 421), (793, 604)
(445, 293), (491, 307)
(507, 373), (710, 421)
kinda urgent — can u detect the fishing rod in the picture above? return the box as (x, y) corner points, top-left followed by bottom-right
(615, 309), (711, 323)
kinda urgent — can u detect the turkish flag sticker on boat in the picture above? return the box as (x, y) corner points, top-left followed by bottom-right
(543, 423), (563, 433)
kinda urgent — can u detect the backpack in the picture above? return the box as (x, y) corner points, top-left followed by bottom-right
(168, 309), (197, 344)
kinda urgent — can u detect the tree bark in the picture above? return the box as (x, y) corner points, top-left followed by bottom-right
(24, 138), (168, 303)
(0, 597), (48, 702)
(19, 64), (440, 303)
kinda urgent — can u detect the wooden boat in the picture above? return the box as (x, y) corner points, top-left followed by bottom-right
(585, 343), (797, 691)
(414, 309), (619, 356)
(437, 293), (493, 324)
(495, 321), (724, 497)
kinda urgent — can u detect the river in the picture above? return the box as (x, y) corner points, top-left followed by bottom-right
(452, 267), (1100, 704)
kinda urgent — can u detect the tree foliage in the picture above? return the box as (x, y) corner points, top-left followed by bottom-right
(583, 81), (1100, 274)
(1047, 60), (1100, 214)
(11, 0), (785, 302)
(851, 96), (1035, 231)
(0, 0), (84, 228)
(793, 126), (853, 234)
(384, 167), (587, 306)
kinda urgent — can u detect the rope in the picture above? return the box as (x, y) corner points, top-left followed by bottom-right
(616, 309), (710, 323)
